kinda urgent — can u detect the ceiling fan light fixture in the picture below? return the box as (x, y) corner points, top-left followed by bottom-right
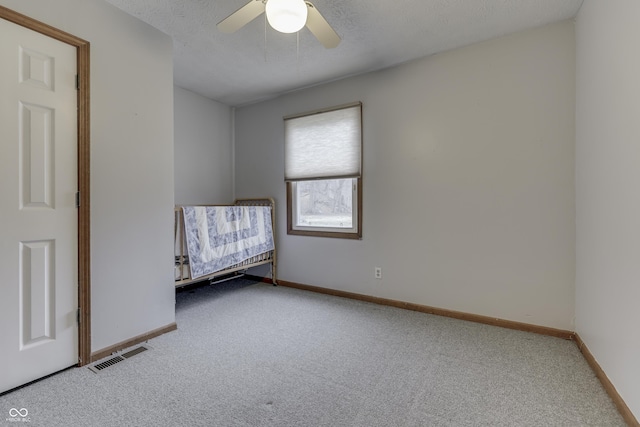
(265, 0), (308, 33)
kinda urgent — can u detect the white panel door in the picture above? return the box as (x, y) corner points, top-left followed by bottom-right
(0, 17), (78, 393)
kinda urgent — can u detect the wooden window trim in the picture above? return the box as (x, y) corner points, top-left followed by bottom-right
(286, 178), (362, 240)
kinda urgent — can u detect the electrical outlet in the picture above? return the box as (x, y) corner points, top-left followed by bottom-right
(375, 267), (382, 279)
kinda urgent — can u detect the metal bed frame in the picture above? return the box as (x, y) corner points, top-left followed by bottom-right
(174, 198), (277, 288)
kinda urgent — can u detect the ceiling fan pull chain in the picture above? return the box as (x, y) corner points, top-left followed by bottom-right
(264, 12), (268, 62)
(296, 31), (300, 77)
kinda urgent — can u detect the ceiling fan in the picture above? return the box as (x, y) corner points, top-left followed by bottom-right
(217, 0), (341, 49)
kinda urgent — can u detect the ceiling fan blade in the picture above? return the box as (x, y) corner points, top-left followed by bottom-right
(217, 0), (266, 33)
(305, 2), (340, 48)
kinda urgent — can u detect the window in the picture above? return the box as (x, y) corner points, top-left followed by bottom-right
(285, 102), (362, 239)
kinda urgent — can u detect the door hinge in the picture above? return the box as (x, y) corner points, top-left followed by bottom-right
(75, 191), (81, 208)
(75, 74), (79, 90)
(76, 307), (81, 324)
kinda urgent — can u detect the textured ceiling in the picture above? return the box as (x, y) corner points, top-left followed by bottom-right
(104, 0), (583, 107)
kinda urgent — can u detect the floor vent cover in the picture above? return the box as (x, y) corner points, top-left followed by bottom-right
(88, 356), (125, 373)
(88, 345), (150, 373)
(121, 345), (148, 359)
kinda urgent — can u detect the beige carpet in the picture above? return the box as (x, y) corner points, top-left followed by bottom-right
(0, 278), (625, 426)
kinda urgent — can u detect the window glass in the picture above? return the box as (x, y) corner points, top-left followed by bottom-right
(293, 178), (355, 230)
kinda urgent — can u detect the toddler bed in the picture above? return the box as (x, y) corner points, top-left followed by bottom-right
(174, 198), (277, 287)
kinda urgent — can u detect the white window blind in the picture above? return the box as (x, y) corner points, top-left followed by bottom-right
(284, 103), (362, 181)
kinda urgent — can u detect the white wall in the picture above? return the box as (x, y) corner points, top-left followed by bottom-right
(236, 21), (576, 330)
(576, 0), (640, 419)
(174, 86), (233, 205)
(0, 0), (176, 351)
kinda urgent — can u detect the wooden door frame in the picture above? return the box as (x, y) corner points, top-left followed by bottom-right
(0, 6), (91, 366)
